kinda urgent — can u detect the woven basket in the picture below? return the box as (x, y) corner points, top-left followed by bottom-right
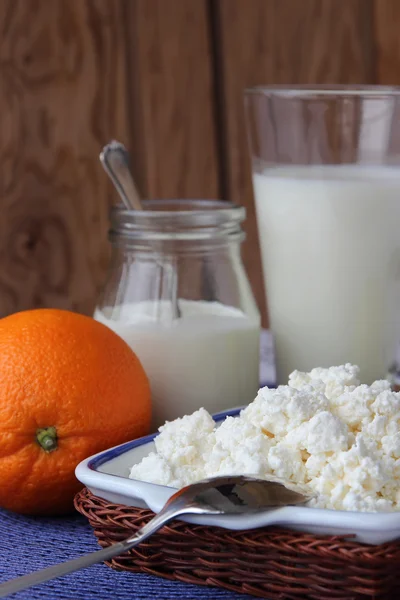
(74, 487), (400, 599)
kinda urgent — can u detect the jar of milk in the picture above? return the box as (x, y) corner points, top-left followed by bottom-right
(94, 200), (260, 428)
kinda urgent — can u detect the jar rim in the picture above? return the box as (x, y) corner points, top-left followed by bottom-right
(109, 200), (246, 243)
(111, 199), (245, 220)
(244, 84), (400, 98)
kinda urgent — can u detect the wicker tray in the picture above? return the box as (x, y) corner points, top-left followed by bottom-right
(74, 487), (400, 599)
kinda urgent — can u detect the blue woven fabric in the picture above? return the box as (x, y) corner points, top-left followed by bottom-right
(0, 508), (255, 599)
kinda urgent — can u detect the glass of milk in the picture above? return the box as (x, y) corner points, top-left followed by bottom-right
(94, 200), (260, 428)
(245, 85), (400, 384)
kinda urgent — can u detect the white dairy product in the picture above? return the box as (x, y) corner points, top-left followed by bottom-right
(129, 453), (174, 487)
(130, 363), (400, 512)
(267, 444), (306, 483)
(131, 408), (216, 488)
(205, 416), (273, 478)
(242, 383), (328, 438)
(308, 434), (395, 511)
(252, 166), (400, 384)
(94, 300), (260, 428)
(289, 363), (360, 400)
(284, 411), (349, 454)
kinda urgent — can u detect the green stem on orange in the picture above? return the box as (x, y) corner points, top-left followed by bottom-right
(36, 427), (58, 452)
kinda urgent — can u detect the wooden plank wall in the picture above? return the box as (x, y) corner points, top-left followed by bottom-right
(1, 0), (399, 322)
(124, 0), (221, 199)
(0, 0), (129, 315)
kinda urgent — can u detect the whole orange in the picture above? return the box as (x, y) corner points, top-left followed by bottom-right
(0, 308), (151, 516)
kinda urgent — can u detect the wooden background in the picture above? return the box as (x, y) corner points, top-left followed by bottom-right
(1, 0), (399, 325)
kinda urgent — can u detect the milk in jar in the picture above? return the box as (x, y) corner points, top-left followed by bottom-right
(94, 200), (260, 428)
(95, 300), (260, 427)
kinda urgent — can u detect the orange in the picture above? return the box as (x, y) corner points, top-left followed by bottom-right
(0, 308), (151, 516)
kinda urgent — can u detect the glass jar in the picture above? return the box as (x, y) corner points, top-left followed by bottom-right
(94, 200), (260, 429)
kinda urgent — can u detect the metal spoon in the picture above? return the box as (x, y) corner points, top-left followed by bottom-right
(100, 140), (181, 320)
(0, 475), (311, 597)
(100, 140), (143, 211)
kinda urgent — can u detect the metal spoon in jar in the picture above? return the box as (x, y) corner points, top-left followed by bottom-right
(0, 475), (311, 597)
(100, 140), (142, 211)
(100, 140), (181, 320)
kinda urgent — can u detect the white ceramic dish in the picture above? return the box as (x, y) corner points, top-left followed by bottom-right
(76, 407), (400, 545)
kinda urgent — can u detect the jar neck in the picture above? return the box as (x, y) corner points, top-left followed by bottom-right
(109, 200), (246, 252)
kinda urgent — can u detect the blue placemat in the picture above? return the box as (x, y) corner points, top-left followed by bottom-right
(0, 508), (255, 600)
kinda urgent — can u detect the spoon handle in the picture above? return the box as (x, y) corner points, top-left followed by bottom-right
(0, 505), (181, 597)
(0, 542), (132, 598)
(100, 139), (182, 321)
(100, 141), (143, 211)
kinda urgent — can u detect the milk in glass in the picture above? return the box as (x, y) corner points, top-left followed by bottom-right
(253, 165), (400, 384)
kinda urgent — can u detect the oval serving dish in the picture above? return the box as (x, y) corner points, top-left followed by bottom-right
(75, 407), (400, 545)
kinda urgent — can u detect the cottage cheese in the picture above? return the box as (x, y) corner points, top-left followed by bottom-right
(131, 408), (216, 488)
(129, 363), (400, 512)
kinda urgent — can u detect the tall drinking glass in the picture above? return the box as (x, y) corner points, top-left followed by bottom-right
(245, 85), (400, 384)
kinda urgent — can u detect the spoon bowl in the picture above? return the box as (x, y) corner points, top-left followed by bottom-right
(169, 475), (310, 516)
